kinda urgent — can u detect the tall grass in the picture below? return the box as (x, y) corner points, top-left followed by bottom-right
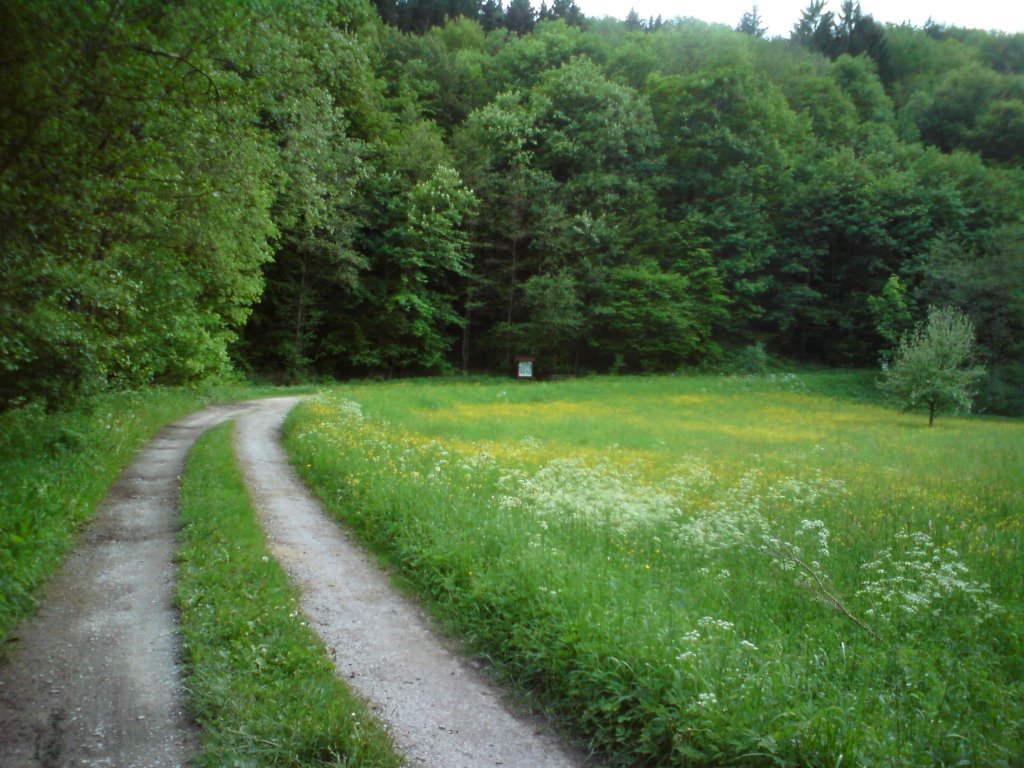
(285, 373), (1023, 767)
(177, 422), (401, 767)
(0, 385), (268, 645)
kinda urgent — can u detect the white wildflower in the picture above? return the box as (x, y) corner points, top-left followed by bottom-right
(698, 616), (735, 632)
(857, 530), (1002, 626)
(696, 692), (718, 707)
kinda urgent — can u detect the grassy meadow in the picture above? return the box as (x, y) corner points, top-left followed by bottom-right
(285, 372), (1023, 767)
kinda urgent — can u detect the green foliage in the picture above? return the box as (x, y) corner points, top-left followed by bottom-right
(520, 270), (584, 364)
(602, 263), (713, 372)
(350, 165), (478, 374)
(915, 228), (1024, 413)
(791, 1), (893, 83)
(647, 59), (803, 333)
(868, 274), (913, 352)
(4, 2), (1024, 413)
(238, 1), (383, 376)
(504, 0), (536, 36)
(724, 342), (772, 374)
(0, 0), (278, 409)
(531, 56), (662, 194)
(879, 305), (986, 425)
(830, 53), (895, 130)
(178, 422), (401, 767)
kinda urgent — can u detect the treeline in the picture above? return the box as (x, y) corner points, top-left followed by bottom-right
(371, 0), (586, 35)
(2, 0), (1023, 412)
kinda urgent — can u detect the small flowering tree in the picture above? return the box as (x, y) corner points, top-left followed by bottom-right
(879, 306), (986, 426)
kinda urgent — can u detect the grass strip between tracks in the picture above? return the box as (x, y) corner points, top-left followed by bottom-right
(177, 421), (401, 768)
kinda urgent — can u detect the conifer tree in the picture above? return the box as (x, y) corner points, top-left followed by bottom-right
(504, 0), (535, 35)
(737, 5), (767, 38)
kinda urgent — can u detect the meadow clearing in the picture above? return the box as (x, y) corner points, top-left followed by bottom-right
(284, 372), (1023, 767)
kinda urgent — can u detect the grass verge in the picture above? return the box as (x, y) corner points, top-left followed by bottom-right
(0, 384), (284, 647)
(177, 421), (401, 768)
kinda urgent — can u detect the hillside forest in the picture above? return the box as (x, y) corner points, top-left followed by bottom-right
(3, 0), (1023, 412)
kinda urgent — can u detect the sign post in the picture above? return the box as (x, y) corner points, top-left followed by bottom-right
(514, 356), (535, 380)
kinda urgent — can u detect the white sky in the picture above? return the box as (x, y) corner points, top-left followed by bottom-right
(572, 1), (1024, 37)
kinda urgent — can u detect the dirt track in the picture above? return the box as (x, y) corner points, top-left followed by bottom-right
(0, 402), (255, 767)
(0, 398), (595, 767)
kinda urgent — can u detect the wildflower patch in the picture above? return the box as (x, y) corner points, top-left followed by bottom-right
(285, 377), (1023, 768)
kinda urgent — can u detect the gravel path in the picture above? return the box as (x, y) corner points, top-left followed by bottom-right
(0, 401), (257, 768)
(0, 397), (596, 767)
(235, 398), (594, 768)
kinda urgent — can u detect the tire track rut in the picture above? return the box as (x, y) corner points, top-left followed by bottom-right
(0, 402), (257, 767)
(235, 398), (594, 768)
(1, 398), (596, 767)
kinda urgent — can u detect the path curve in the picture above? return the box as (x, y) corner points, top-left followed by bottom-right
(1, 397), (596, 767)
(235, 398), (594, 768)
(0, 401), (259, 768)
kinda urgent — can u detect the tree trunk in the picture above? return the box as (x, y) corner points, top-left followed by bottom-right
(505, 238), (518, 368)
(461, 296), (472, 375)
(293, 256), (309, 356)
(928, 400), (936, 426)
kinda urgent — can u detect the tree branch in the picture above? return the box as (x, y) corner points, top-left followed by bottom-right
(784, 552), (880, 640)
(119, 43), (221, 103)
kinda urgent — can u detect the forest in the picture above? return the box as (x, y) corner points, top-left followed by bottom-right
(2, 0), (1023, 413)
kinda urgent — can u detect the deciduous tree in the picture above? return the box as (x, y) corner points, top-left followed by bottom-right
(879, 305), (986, 425)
